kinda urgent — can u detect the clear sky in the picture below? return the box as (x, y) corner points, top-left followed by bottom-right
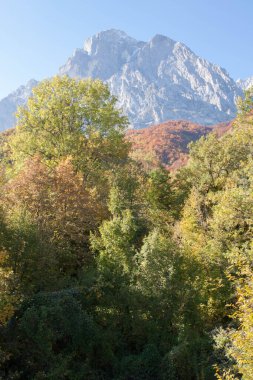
(1, 0), (253, 99)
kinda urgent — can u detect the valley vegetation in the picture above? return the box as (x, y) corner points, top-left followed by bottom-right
(0, 76), (253, 379)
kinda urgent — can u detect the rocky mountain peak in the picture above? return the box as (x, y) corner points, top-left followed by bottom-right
(0, 29), (250, 131)
(83, 29), (139, 55)
(150, 34), (175, 46)
(237, 76), (253, 90)
(59, 29), (143, 81)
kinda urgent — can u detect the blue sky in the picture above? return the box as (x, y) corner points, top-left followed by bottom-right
(1, 0), (253, 99)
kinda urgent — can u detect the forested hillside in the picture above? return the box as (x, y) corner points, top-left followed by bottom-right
(127, 120), (232, 170)
(0, 76), (252, 379)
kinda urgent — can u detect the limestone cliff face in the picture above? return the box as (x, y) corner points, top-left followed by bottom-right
(0, 29), (247, 131)
(60, 29), (242, 128)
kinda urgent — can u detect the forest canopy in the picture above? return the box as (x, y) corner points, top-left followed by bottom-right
(0, 77), (253, 379)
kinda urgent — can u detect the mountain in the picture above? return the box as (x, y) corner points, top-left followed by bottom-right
(0, 79), (38, 131)
(59, 30), (145, 80)
(59, 29), (242, 128)
(127, 120), (232, 170)
(237, 76), (253, 90)
(0, 29), (247, 131)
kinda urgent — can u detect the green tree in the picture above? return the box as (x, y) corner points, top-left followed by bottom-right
(2, 290), (98, 380)
(10, 76), (129, 176)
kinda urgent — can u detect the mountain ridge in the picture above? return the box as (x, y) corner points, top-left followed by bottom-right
(0, 29), (251, 131)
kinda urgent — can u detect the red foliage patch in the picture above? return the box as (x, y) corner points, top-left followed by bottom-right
(126, 120), (232, 170)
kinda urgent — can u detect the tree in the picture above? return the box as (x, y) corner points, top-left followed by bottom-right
(10, 76), (130, 177)
(2, 290), (98, 380)
(228, 268), (253, 380)
(0, 77), (131, 295)
(0, 155), (111, 294)
(91, 208), (137, 280)
(135, 229), (185, 343)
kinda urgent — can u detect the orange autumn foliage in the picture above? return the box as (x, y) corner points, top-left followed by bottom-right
(126, 120), (232, 170)
(4, 156), (106, 249)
